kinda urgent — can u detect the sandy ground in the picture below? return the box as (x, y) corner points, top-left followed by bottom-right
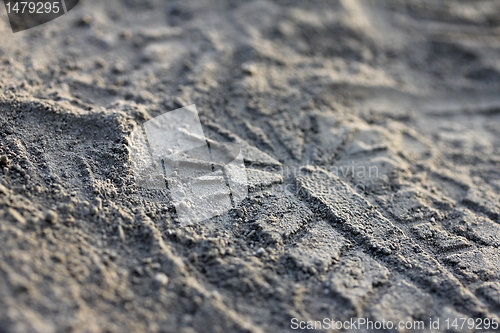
(0, 0), (500, 332)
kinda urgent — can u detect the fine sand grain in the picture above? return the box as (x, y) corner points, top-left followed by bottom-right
(0, 0), (499, 332)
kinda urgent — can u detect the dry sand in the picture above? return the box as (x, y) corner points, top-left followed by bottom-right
(0, 0), (500, 332)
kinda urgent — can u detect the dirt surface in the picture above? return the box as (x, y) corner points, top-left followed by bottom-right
(0, 0), (500, 332)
